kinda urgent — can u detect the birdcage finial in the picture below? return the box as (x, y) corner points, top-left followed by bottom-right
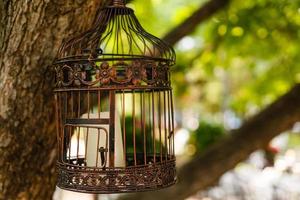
(111, 0), (125, 7)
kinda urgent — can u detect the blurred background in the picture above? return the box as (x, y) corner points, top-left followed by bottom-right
(54, 0), (300, 199)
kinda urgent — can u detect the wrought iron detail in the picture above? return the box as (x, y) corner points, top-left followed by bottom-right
(55, 61), (170, 88)
(57, 160), (176, 193)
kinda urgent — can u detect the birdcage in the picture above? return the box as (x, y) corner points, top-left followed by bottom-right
(53, 0), (176, 193)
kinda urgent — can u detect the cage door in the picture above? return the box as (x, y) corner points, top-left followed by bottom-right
(76, 112), (124, 168)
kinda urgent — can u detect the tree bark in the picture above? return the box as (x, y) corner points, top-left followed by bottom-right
(0, 1), (102, 199)
(163, 0), (231, 46)
(119, 84), (300, 200)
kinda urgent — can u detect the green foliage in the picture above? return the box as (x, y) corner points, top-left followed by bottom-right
(287, 133), (300, 149)
(192, 0), (300, 117)
(132, 0), (300, 122)
(128, 0), (203, 37)
(123, 116), (165, 154)
(189, 121), (225, 153)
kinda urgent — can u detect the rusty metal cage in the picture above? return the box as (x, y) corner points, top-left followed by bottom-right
(53, 0), (176, 193)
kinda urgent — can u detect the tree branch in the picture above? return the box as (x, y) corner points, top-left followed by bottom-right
(119, 83), (300, 200)
(163, 0), (231, 46)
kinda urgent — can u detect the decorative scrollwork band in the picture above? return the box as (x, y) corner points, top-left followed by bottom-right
(57, 160), (176, 193)
(55, 60), (171, 88)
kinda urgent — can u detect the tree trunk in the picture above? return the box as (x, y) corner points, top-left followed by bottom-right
(118, 84), (300, 200)
(0, 1), (102, 199)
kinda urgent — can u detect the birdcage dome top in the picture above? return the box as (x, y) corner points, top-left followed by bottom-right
(55, 3), (175, 65)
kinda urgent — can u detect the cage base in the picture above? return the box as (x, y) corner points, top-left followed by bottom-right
(57, 160), (176, 193)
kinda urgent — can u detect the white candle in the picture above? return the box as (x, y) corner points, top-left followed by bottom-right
(80, 111), (125, 168)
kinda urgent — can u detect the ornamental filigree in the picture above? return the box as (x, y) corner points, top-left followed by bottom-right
(57, 160), (176, 193)
(130, 61), (147, 85)
(97, 62), (116, 85)
(55, 61), (170, 88)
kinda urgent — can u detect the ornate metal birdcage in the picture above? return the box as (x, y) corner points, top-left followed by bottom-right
(54, 0), (176, 193)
